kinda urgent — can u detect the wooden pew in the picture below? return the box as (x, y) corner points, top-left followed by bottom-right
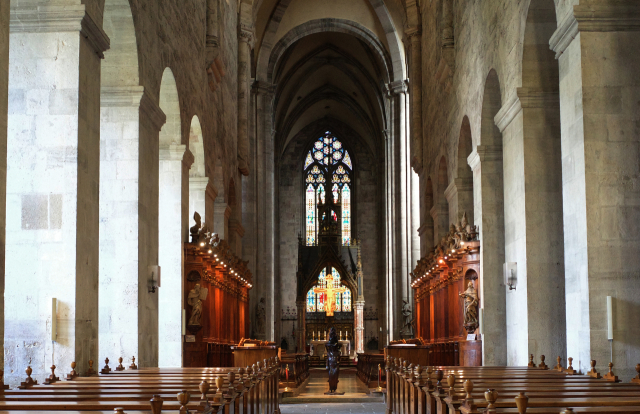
(384, 356), (640, 414)
(0, 357), (282, 414)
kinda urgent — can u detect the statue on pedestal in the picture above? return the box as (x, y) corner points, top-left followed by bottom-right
(459, 281), (479, 335)
(187, 283), (208, 333)
(325, 327), (343, 394)
(400, 300), (414, 338)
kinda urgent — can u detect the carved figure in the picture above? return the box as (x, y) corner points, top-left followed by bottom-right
(325, 327), (341, 393)
(255, 298), (266, 335)
(188, 283), (208, 326)
(459, 281), (479, 334)
(190, 212), (202, 243)
(400, 300), (414, 337)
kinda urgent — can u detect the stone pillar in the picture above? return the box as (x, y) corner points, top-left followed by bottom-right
(237, 26), (253, 176)
(214, 201), (231, 240)
(494, 89), (566, 366)
(158, 145), (193, 367)
(228, 219), (244, 257)
(0, 0), (8, 388)
(296, 300), (306, 353)
(468, 145), (507, 366)
(189, 176), (214, 226)
(550, 1), (640, 379)
(99, 86), (166, 369)
(444, 178), (473, 226)
(407, 27), (422, 172)
(387, 80), (409, 341)
(354, 301), (365, 355)
(253, 82), (276, 342)
(5, 2), (108, 385)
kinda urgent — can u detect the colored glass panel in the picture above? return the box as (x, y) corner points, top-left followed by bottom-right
(306, 184), (316, 245)
(342, 290), (352, 312)
(306, 289), (316, 312)
(342, 185), (351, 245)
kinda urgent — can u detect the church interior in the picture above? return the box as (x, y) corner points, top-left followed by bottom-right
(1, 0), (640, 412)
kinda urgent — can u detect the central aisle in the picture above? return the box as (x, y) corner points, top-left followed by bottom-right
(280, 367), (385, 413)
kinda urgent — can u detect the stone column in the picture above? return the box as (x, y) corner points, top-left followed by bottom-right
(406, 27), (423, 172)
(228, 219), (245, 257)
(214, 201), (231, 240)
(6, 2), (108, 385)
(468, 145), (507, 366)
(354, 301), (365, 355)
(158, 145), (193, 367)
(444, 178), (474, 226)
(494, 89), (566, 366)
(99, 87), (166, 369)
(237, 26), (253, 176)
(387, 80), (409, 341)
(253, 82), (276, 342)
(550, 1), (640, 379)
(189, 176), (215, 227)
(0, 0), (8, 388)
(296, 300), (306, 353)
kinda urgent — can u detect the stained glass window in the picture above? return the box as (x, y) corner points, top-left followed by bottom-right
(304, 132), (353, 246)
(306, 267), (352, 314)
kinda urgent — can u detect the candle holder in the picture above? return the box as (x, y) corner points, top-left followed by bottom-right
(284, 364), (291, 392)
(376, 363), (384, 392)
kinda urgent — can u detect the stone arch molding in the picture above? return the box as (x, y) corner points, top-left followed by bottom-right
(266, 19), (394, 84)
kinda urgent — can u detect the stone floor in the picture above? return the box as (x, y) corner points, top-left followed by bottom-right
(280, 368), (386, 413)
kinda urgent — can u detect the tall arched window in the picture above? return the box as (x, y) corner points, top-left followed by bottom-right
(304, 132), (352, 245)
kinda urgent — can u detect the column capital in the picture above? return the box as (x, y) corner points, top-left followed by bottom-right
(189, 176), (210, 190)
(405, 26), (422, 40)
(467, 145), (503, 172)
(444, 177), (473, 203)
(252, 81), (276, 96)
(159, 144), (193, 167)
(214, 201), (232, 220)
(551, 1), (640, 58)
(140, 89), (167, 132)
(387, 80), (408, 96)
(101, 86), (144, 107)
(238, 24), (255, 47)
(10, 3), (110, 57)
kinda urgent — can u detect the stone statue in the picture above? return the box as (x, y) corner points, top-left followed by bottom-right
(187, 283), (208, 326)
(255, 297), (266, 335)
(325, 327), (341, 393)
(190, 212), (202, 243)
(400, 300), (414, 337)
(459, 281), (479, 334)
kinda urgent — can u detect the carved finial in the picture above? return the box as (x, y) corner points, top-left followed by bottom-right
(484, 389), (499, 413)
(177, 389), (191, 414)
(515, 392), (528, 414)
(199, 380), (210, 402)
(539, 355), (548, 370)
(150, 395), (164, 414)
(565, 357), (577, 375)
(86, 359), (96, 376)
(528, 354), (536, 368)
(632, 364), (640, 384)
(216, 376), (225, 394)
(562, 409), (575, 414)
(603, 362), (619, 382)
(114, 408), (126, 414)
(463, 380), (474, 402)
(555, 356), (563, 371)
(447, 374), (456, 399)
(101, 358), (111, 374)
(588, 359), (601, 379)
(238, 367), (246, 381)
(116, 357), (125, 371)
(129, 356), (137, 370)
(19, 365), (38, 389)
(44, 364), (60, 384)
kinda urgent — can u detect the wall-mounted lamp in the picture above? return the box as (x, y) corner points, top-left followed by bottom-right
(503, 262), (517, 290)
(148, 265), (161, 293)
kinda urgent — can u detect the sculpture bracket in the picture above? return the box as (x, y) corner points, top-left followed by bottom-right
(503, 262), (517, 291)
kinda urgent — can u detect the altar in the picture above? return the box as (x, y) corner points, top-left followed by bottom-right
(309, 340), (351, 358)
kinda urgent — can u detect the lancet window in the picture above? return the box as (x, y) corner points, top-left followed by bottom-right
(304, 132), (352, 245)
(306, 267), (352, 313)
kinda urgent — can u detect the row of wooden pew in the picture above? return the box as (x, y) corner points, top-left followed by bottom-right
(356, 353), (387, 389)
(278, 353), (310, 389)
(0, 357), (281, 413)
(385, 356), (640, 414)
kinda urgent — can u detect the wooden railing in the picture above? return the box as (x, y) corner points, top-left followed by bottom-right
(386, 341), (461, 368)
(356, 353), (386, 388)
(279, 353), (310, 388)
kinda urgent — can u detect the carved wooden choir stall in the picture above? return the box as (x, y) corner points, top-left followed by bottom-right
(397, 213), (482, 366)
(183, 221), (253, 368)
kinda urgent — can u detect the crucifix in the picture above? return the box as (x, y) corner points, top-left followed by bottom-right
(313, 271), (347, 317)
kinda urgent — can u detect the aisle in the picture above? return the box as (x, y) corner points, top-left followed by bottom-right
(281, 368), (385, 412)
